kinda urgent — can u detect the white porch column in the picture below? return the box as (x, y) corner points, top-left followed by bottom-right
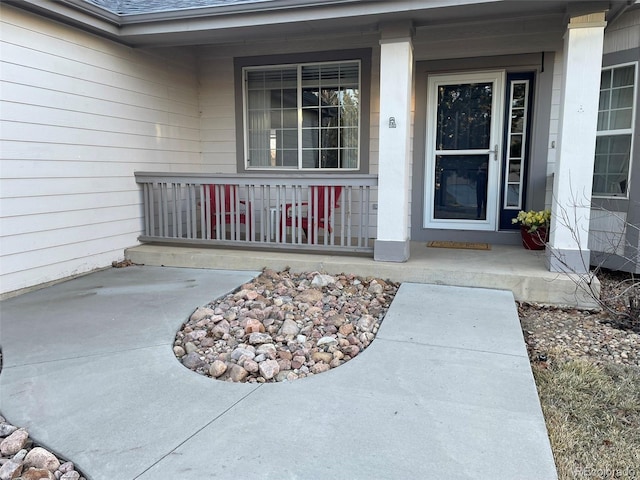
(546, 11), (606, 273)
(374, 24), (414, 262)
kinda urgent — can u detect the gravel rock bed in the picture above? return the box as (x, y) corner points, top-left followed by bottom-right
(519, 271), (640, 367)
(174, 269), (400, 383)
(519, 304), (639, 366)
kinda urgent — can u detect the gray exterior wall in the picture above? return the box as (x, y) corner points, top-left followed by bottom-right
(589, 8), (640, 274)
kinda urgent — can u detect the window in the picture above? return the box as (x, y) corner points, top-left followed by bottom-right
(243, 61), (360, 170)
(593, 63), (636, 197)
(504, 79), (530, 209)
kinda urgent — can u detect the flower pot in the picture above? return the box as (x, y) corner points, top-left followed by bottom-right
(520, 225), (548, 250)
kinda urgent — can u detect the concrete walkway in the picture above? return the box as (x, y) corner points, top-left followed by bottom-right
(0, 266), (557, 480)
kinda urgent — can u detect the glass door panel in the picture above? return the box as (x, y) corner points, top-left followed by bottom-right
(434, 155), (489, 220)
(436, 83), (492, 150)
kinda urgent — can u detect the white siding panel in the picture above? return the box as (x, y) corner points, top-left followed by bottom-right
(369, 48), (381, 175)
(2, 234), (137, 285)
(1, 21), (198, 102)
(1, 178), (137, 197)
(1, 72), (198, 124)
(2, 205), (138, 236)
(2, 250), (126, 296)
(199, 55), (236, 170)
(0, 191), (141, 217)
(1, 120), (200, 152)
(604, 9), (640, 54)
(0, 5), (202, 296)
(588, 209), (628, 256)
(1, 159), (158, 178)
(0, 141), (201, 166)
(1, 95), (200, 142)
(2, 219), (142, 260)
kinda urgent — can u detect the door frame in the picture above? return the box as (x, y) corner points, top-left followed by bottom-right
(424, 70), (505, 231)
(499, 72), (535, 229)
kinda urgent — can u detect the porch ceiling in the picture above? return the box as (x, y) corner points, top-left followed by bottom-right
(5, 0), (624, 48)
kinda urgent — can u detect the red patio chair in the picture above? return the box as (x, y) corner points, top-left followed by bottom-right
(282, 186), (342, 243)
(205, 184), (251, 238)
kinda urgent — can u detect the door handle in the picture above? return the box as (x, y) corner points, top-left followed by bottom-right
(488, 144), (498, 161)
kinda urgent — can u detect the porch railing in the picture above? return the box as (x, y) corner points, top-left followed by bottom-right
(134, 172), (378, 253)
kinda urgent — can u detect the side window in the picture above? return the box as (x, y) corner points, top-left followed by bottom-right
(593, 63), (636, 197)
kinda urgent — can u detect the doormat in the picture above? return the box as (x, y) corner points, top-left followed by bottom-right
(427, 241), (491, 250)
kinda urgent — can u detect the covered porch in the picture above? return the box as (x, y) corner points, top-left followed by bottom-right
(132, 171), (599, 308)
(124, 241), (599, 308)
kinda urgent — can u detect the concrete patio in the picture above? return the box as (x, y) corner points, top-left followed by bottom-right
(0, 265), (557, 479)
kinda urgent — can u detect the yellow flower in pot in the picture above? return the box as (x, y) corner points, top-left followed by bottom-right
(512, 209), (550, 249)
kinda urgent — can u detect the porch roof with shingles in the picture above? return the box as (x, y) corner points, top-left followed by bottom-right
(83, 0), (274, 15)
(10, 0), (624, 49)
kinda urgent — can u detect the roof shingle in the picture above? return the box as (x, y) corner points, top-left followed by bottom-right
(83, 0), (271, 15)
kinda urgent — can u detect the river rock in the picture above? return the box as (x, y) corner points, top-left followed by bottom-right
(0, 424), (17, 437)
(248, 333), (272, 345)
(311, 363), (331, 374)
(24, 447), (60, 472)
(212, 320), (230, 338)
(258, 359), (280, 380)
(311, 351), (333, 364)
(338, 324), (354, 336)
(243, 359), (259, 373)
(255, 344), (276, 357)
(277, 350), (293, 361)
(184, 329), (206, 343)
(231, 347), (255, 362)
(0, 459), (23, 480)
(57, 462), (75, 474)
(228, 364), (249, 382)
(357, 315), (376, 332)
(13, 449), (28, 462)
(181, 352), (204, 369)
(209, 360), (227, 378)
(245, 318), (265, 333)
(291, 355), (306, 369)
(60, 472), (81, 480)
(279, 319), (300, 336)
(295, 289), (323, 304)
(190, 307), (214, 322)
(0, 429), (29, 456)
(311, 274), (335, 287)
(173, 346), (185, 357)
(20, 468), (55, 480)
(317, 336), (338, 348)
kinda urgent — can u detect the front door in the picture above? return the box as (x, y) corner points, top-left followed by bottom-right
(424, 71), (504, 230)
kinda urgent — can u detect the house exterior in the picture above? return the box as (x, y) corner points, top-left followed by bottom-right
(1, 0), (638, 297)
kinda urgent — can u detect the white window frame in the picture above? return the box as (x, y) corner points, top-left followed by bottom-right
(503, 79), (530, 210)
(242, 60), (361, 171)
(593, 61), (637, 199)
